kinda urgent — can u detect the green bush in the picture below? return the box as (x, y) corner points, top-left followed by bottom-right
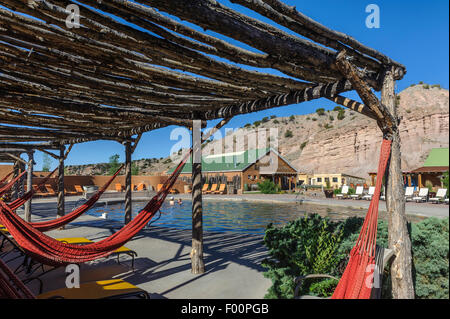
(262, 117), (269, 123)
(262, 215), (449, 299)
(300, 141), (308, 150)
(289, 115), (296, 121)
(284, 130), (293, 138)
(333, 106), (343, 112)
(337, 109), (345, 120)
(253, 120), (261, 127)
(257, 179), (280, 194)
(316, 108), (326, 116)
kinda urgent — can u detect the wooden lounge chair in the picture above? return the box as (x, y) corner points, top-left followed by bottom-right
(429, 188), (447, 204)
(404, 187), (414, 201)
(0, 257), (149, 299)
(74, 185), (84, 195)
(44, 184), (56, 196)
(412, 188), (429, 202)
(169, 188), (179, 194)
(201, 184), (209, 194)
(36, 279), (149, 299)
(350, 186), (364, 200)
(32, 185), (50, 197)
(335, 185), (349, 199)
(64, 186), (77, 196)
(115, 183), (123, 192)
(56, 237), (137, 269)
(206, 184), (218, 194)
(294, 246), (394, 299)
(136, 183), (146, 191)
(362, 186), (375, 200)
(214, 184), (226, 194)
(156, 184), (163, 192)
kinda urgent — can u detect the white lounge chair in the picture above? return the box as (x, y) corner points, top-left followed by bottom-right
(429, 188), (448, 204)
(445, 198), (449, 204)
(380, 189), (385, 201)
(412, 188), (429, 202)
(336, 185), (349, 199)
(350, 186), (364, 200)
(363, 186), (375, 200)
(404, 187), (414, 202)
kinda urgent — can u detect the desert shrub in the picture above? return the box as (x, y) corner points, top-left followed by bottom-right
(270, 115), (277, 119)
(300, 141), (308, 150)
(333, 106), (343, 112)
(431, 84), (441, 89)
(262, 117), (269, 123)
(273, 119), (279, 124)
(257, 179), (280, 194)
(337, 109), (345, 120)
(263, 215), (449, 299)
(324, 123), (333, 129)
(423, 84), (430, 89)
(329, 115), (334, 121)
(284, 130), (293, 138)
(306, 117), (310, 120)
(253, 120), (261, 127)
(316, 108), (326, 116)
(311, 118), (317, 122)
(244, 123), (251, 128)
(289, 115), (295, 121)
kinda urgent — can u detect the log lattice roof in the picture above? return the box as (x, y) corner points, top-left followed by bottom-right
(0, 0), (406, 147)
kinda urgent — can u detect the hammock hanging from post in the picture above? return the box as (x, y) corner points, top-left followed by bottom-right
(0, 171), (14, 186)
(332, 139), (392, 299)
(0, 150), (190, 267)
(0, 170), (27, 197)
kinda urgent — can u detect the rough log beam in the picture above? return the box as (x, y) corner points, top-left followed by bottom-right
(335, 51), (396, 135)
(24, 150), (34, 222)
(124, 140), (132, 225)
(325, 95), (378, 121)
(204, 80), (353, 120)
(57, 144), (65, 227)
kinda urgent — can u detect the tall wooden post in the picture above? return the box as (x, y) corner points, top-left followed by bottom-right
(191, 120), (205, 274)
(24, 151), (34, 222)
(124, 140), (132, 224)
(11, 160), (20, 201)
(57, 145), (65, 225)
(382, 66), (415, 299)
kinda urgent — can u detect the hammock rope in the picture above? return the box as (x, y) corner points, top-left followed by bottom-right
(0, 170), (27, 197)
(331, 139), (392, 299)
(0, 150), (190, 267)
(0, 171), (14, 186)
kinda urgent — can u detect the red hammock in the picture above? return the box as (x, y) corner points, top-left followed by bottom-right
(7, 167), (58, 211)
(0, 170), (27, 197)
(26, 164), (124, 232)
(331, 139), (392, 299)
(0, 171), (14, 185)
(0, 257), (35, 299)
(0, 150), (190, 267)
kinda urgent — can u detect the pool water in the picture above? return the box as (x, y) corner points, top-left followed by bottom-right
(87, 200), (375, 235)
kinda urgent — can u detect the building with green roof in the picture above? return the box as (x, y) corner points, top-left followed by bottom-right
(171, 148), (298, 193)
(409, 147), (449, 189)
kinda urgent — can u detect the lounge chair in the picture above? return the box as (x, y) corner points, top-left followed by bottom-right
(201, 184), (209, 194)
(169, 188), (179, 194)
(64, 186), (77, 196)
(350, 186), (364, 200)
(445, 198), (449, 204)
(115, 183), (123, 192)
(362, 186), (375, 200)
(412, 188), (429, 202)
(215, 184), (226, 194)
(32, 185), (50, 197)
(335, 185), (349, 199)
(36, 279), (150, 299)
(429, 188), (448, 204)
(294, 246), (394, 299)
(0, 258), (149, 299)
(404, 187), (414, 201)
(44, 184), (56, 196)
(74, 185), (84, 195)
(156, 184), (163, 192)
(206, 184), (218, 194)
(136, 183), (146, 191)
(56, 237), (137, 269)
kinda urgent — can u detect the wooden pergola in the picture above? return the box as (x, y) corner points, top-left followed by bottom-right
(0, 0), (413, 297)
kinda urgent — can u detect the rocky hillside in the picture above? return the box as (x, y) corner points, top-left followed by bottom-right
(65, 84), (449, 179)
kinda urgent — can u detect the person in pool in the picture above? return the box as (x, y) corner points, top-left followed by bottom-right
(177, 198), (183, 205)
(169, 196), (175, 205)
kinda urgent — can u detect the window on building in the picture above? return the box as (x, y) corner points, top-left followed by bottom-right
(317, 177), (322, 183)
(325, 177), (330, 183)
(332, 177), (338, 183)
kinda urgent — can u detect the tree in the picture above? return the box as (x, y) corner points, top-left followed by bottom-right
(42, 153), (52, 172)
(131, 163), (140, 175)
(108, 154), (121, 175)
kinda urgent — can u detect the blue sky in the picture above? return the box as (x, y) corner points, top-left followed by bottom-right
(14, 0), (448, 170)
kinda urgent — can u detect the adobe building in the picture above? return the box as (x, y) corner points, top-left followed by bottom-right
(171, 148), (298, 193)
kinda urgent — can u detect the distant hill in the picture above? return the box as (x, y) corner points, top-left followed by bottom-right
(65, 84), (449, 179)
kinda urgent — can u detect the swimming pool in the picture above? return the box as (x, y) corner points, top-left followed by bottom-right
(86, 199), (374, 235)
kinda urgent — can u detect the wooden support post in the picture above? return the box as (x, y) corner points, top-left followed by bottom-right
(57, 144), (65, 225)
(407, 175), (412, 187)
(371, 174), (376, 187)
(191, 119), (205, 274)
(24, 150), (34, 222)
(11, 160), (20, 201)
(382, 66), (415, 299)
(124, 140), (132, 224)
(418, 174), (423, 188)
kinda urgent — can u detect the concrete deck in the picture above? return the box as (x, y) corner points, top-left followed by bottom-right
(4, 192), (447, 299)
